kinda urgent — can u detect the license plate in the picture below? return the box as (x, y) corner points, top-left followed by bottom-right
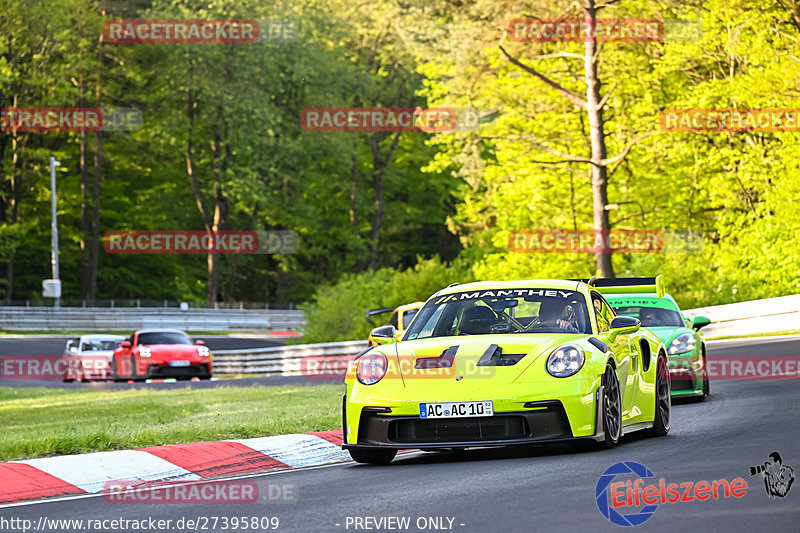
(419, 401), (493, 419)
(169, 360), (190, 367)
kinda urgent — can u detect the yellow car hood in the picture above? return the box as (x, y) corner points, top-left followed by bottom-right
(390, 335), (575, 388)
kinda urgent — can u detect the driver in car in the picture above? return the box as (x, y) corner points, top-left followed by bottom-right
(536, 300), (578, 332)
(641, 309), (661, 326)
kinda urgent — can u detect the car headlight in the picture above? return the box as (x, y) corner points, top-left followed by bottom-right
(668, 333), (696, 355)
(546, 344), (585, 378)
(139, 346), (152, 358)
(198, 346), (210, 357)
(356, 353), (388, 385)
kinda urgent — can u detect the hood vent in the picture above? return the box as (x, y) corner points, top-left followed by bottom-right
(414, 345), (459, 369)
(476, 344), (527, 367)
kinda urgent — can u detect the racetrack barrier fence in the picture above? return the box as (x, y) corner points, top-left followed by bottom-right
(0, 306), (305, 332)
(213, 340), (367, 376)
(683, 294), (800, 338)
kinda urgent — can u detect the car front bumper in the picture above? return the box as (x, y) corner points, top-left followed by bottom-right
(140, 362), (211, 379)
(343, 376), (611, 448)
(668, 353), (705, 396)
(344, 401), (577, 449)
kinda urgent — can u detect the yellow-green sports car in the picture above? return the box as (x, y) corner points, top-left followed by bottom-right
(342, 277), (671, 464)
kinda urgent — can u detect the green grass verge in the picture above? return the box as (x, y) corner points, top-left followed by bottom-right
(706, 329), (800, 341)
(0, 384), (342, 462)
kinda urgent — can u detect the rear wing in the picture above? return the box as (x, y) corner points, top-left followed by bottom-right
(571, 275), (665, 298)
(365, 307), (396, 321)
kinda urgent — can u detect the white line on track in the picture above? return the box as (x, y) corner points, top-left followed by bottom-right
(707, 334), (800, 344)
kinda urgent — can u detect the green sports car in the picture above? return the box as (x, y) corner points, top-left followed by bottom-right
(601, 276), (711, 400)
(342, 277), (671, 465)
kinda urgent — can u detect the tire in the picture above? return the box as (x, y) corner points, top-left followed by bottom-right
(646, 355), (671, 437)
(598, 363), (622, 449)
(110, 358), (123, 382)
(348, 447), (397, 465)
(701, 354), (710, 398)
(130, 356), (145, 382)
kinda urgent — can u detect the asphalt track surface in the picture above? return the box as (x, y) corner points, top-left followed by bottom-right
(1, 336), (799, 533)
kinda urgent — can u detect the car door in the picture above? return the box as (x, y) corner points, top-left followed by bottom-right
(592, 292), (635, 419)
(115, 333), (136, 377)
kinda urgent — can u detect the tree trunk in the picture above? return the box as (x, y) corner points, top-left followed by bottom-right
(5, 113), (22, 302)
(89, 31), (105, 301)
(584, 0), (614, 278)
(350, 144), (359, 230)
(206, 121), (229, 305)
(80, 81), (92, 298)
(368, 131), (401, 270)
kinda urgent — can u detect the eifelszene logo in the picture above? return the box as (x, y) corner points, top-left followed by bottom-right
(595, 461), (748, 526)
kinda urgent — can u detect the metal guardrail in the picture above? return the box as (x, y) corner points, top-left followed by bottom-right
(684, 294), (800, 338)
(213, 340), (367, 376)
(2, 300), (297, 309)
(0, 307), (306, 332)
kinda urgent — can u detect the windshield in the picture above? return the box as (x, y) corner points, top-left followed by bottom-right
(137, 332), (193, 346)
(80, 339), (122, 351)
(612, 306), (685, 328)
(403, 289), (591, 340)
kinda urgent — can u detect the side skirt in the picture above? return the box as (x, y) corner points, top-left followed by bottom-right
(621, 421), (654, 435)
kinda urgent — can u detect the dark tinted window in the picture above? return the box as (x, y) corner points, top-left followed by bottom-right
(81, 339), (122, 351)
(401, 308), (419, 329)
(613, 306), (684, 327)
(137, 332), (193, 346)
(592, 293), (610, 332)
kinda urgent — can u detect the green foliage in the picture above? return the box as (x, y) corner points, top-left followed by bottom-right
(0, 0), (463, 304)
(2, 0), (799, 328)
(301, 257), (475, 343)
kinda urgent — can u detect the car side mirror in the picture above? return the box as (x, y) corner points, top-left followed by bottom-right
(609, 316), (641, 337)
(121, 341), (131, 348)
(692, 315), (711, 330)
(370, 325), (397, 345)
(195, 340), (205, 346)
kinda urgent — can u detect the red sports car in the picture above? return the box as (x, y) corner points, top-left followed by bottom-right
(111, 329), (212, 381)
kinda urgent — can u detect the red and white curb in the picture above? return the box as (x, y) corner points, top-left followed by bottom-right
(0, 430), (345, 504)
